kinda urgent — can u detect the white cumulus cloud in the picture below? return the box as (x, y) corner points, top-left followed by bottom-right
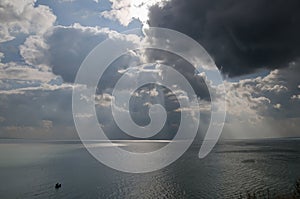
(0, 0), (56, 42)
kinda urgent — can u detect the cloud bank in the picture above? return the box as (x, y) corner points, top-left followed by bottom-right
(148, 0), (300, 77)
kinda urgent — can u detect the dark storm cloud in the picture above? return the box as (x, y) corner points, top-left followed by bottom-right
(148, 0), (300, 76)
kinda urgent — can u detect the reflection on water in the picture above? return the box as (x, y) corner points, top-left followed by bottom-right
(0, 139), (300, 198)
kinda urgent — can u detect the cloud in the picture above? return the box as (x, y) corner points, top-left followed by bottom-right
(291, 95), (300, 100)
(0, 82), (75, 95)
(273, 103), (281, 109)
(20, 21), (214, 104)
(0, 60), (73, 95)
(0, 74), (88, 139)
(18, 35), (49, 68)
(0, 59), (78, 137)
(0, 87), (75, 138)
(101, 0), (132, 26)
(58, 0), (99, 3)
(226, 63), (300, 120)
(20, 23), (141, 83)
(222, 62), (300, 138)
(0, 52), (4, 62)
(42, 120), (53, 129)
(0, 0), (56, 42)
(0, 116), (5, 123)
(148, 0), (300, 77)
(0, 0), (297, 141)
(0, 62), (56, 82)
(101, 0), (169, 26)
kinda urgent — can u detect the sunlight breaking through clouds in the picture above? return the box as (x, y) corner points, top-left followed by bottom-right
(101, 0), (170, 26)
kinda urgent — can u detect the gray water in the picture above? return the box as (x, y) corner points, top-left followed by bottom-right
(0, 139), (300, 198)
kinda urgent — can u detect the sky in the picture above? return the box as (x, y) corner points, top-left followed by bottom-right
(0, 0), (299, 140)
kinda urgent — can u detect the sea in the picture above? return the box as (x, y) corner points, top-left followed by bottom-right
(0, 139), (300, 199)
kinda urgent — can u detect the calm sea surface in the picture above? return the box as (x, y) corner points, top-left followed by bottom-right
(0, 139), (300, 198)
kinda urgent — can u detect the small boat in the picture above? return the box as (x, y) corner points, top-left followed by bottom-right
(55, 183), (62, 189)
